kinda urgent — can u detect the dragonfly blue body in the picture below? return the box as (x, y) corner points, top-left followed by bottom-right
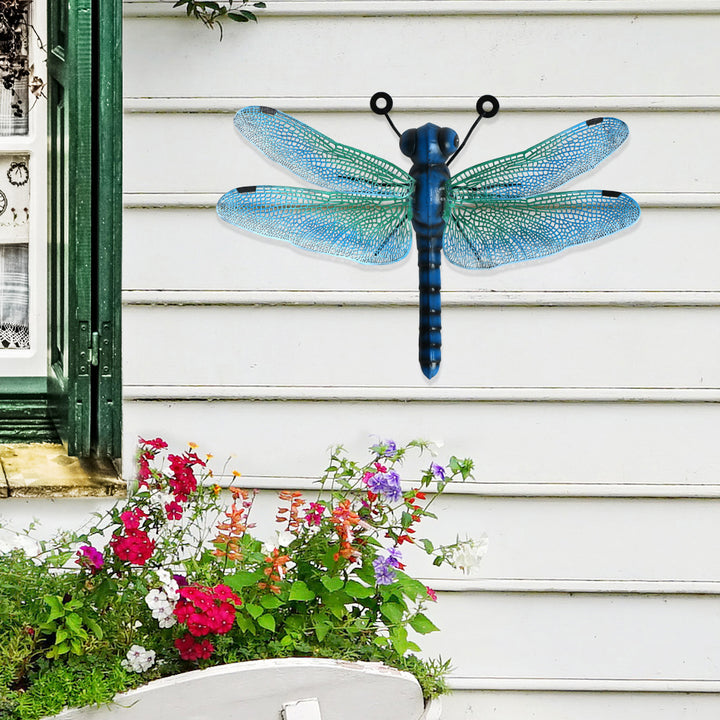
(217, 96), (640, 379)
(401, 123), (459, 377)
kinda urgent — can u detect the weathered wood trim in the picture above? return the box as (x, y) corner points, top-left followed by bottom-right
(123, 1), (720, 18)
(121, 290), (720, 308)
(122, 385), (720, 403)
(123, 96), (720, 114)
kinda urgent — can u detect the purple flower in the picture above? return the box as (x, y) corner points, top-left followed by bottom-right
(373, 547), (403, 585)
(373, 557), (397, 586)
(431, 463), (445, 481)
(386, 546), (403, 568)
(367, 470), (403, 502)
(370, 439), (398, 459)
(75, 545), (104, 572)
(173, 573), (189, 588)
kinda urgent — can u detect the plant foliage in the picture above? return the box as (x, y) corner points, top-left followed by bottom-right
(173, 0), (267, 37)
(0, 438), (487, 719)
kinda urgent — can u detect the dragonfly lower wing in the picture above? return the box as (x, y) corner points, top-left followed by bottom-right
(217, 185), (413, 265)
(443, 189), (640, 269)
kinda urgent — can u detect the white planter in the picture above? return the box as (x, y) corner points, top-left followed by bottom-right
(44, 658), (441, 720)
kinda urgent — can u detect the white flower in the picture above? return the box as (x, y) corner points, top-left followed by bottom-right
(144, 588), (168, 611)
(155, 569), (180, 601)
(121, 645), (156, 673)
(145, 587), (177, 627)
(154, 605), (177, 628)
(448, 535), (488, 575)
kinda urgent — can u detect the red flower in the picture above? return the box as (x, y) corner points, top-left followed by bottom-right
(120, 508), (145, 531)
(165, 501), (183, 520)
(110, 528), (155, 565)
(175, 634), (214, 661)
(139, 437), (168, 450)
(174, 584), (242, 639)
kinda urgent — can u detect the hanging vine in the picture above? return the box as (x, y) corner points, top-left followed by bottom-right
(173, 0), (267, 37)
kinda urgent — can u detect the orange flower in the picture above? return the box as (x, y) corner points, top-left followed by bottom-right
(331, 500), (360, 541)
(277, 490), (305, 531)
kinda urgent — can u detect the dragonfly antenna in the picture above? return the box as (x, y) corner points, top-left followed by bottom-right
(370, 91), (401, 138)
(447, 94), (500, 167)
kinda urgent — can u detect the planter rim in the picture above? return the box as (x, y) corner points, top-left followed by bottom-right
(44, 657), (432, 720)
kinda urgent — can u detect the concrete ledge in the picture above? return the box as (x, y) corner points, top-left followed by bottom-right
(0, 444), (125, 498)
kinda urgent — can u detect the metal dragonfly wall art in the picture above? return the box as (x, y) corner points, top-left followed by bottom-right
(217, 93), (640, 379)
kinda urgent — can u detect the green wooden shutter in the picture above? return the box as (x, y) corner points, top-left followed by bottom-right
(46, 0), (122, 458)
(95, 0), (123, 458)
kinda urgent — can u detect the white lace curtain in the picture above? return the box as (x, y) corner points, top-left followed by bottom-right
(0, 244), (29, 348)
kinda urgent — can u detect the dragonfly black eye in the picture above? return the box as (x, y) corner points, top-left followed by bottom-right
(400, 129), (417, 158)
(438, 127), (459, 157)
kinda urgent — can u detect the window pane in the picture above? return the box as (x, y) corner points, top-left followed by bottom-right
(0, 154), (30, 349)
(0, 1), (29, 136)
(0, 244), (28, 348)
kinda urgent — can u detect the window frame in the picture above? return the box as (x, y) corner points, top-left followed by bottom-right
(0, 0), (122, 460)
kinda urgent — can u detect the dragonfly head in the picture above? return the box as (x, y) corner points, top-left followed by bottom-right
(400, 124), (459, 164)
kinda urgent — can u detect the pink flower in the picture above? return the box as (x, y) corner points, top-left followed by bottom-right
(426, 586), (438, 602)
(75, 545), (104, 572)
(305, 502), (325, 526)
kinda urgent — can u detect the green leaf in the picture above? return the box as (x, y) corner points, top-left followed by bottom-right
(409, 613), (439, 635)
(228, 12), (250, 22)
(246, 603), (264, 619)
(289, 580), (315, 601)
(55, 627), (69, 644)
(344, 580), (374, 599)
(421, 538), (434, 554)
(254, 2), (267, 7)
(64, 612), (84, 634)
(321, 576), (344, 593)
(380, 602), (404, 625)
(395, 572), (427, 600)
(44, 595), (65, 622)
(260, 594), (282, 609)
(257, 614), (276, 632)
(226, 570), (260, 589)
(84, 617), (103, 640)
(389, 625), (409, 655)
(235, 614), (254, 633)
(313, 616), (333, 642)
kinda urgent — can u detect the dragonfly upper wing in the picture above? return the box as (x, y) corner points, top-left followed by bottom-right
(217, 185), (413, 265)
(443, 189), (640, 269)
(451, 118), (629, 198)
(235, 106), (413, 198)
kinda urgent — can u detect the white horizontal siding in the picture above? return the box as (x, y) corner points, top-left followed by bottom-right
(123, 111), (711, 194)
(422, 592), (720, 680)
(123, 303), (720, 387)
(122, 400), (720, 490)
(123, 206), (718, 291)
(124, 11), (720, 98)
(441, 691), (720, 720)
(115, 2), (720, 717)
